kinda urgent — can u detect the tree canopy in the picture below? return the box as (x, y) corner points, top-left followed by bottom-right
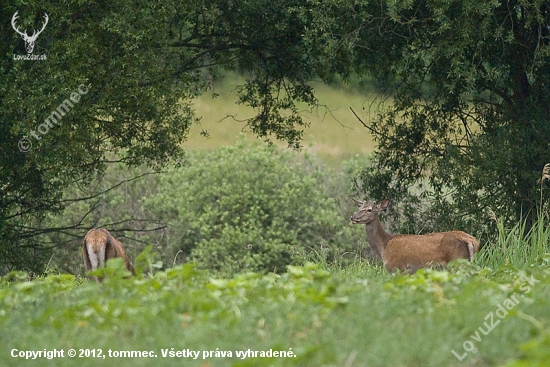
(2, 0), (550, 271)
(309, 0), (550, 232)
(1, 0), (320, 271)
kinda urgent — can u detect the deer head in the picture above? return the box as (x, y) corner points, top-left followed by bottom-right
(12, 11), (49, 54)
(350, 199), (390, 225)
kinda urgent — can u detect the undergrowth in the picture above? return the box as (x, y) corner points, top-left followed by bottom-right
(1, 244), (549, 367)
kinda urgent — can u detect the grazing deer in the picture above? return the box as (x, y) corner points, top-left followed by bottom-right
(82, 228), (135, 280)
(350, 199), (479, 273)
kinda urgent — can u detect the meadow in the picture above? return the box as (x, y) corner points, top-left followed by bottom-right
(2, 79), (550, 367)
(186, 73), (379, 164)
(1, 250), (549, 367)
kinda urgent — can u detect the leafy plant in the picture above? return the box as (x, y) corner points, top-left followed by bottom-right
(1, 259), (550, 366)
(144, 138), (358, 275)
(304, 0), (550, 236)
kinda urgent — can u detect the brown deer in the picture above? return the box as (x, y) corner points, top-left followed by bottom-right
(350, 199), (479, 273)
(82, 228), (135, 280)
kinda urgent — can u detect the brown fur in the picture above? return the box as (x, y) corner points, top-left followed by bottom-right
(351, 199), (479, 273)
(82, 228), (135, 279)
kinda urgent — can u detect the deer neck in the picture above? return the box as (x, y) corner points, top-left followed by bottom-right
(364, 216), (392, 256)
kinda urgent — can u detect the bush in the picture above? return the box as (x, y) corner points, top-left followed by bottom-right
(144, 138), (362, 275)
(38, 137), (369, 276)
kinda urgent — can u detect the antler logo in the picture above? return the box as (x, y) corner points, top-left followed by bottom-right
(12, 11), (49, 54)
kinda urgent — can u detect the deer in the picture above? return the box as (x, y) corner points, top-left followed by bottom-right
(350, 199), (479, 273)
(82, 228), (135, 281)
(11, 11), (49, 54)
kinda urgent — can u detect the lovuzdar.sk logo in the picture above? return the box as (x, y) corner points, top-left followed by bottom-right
(12, 10), (48, 61)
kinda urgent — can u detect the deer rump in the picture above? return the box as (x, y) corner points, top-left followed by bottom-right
(82, 228), (135, 275)
(383, 231), (478, 273)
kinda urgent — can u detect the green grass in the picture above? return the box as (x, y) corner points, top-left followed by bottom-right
(186, 73), (379, 165)
(2, 239), (550, 367)
(476, 217), (550, 269)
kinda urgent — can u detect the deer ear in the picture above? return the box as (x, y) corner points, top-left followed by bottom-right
(352, 198), (363, 207)
(379, 199), (390, 210)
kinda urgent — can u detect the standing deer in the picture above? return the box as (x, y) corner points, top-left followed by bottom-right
(350, 199), (479, 273)
(82, 228), (135, 280)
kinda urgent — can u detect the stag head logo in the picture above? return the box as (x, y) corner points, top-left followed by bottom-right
(12, 11), (49, 54)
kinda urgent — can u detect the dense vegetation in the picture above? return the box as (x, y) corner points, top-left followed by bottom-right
(3, 0), (550, 270)
(1, 256), (550, 366)
(1, 0), (322, 270)
(39, 139), (367, 276)
(2, 140), (549, 366)
(2, 1), (550, 364)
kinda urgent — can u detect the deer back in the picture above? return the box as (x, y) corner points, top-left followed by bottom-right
(105, 233), (135, 275)
(383, 231), (479, 272)
(82, 228), (135, 276)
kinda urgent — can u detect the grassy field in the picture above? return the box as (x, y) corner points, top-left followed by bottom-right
(185, 73), (379, 164)
(1, 239), (549, 367)
(3, 77), (549, 367)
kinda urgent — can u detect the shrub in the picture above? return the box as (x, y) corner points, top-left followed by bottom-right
(144, 138), (352, 275)
(40, 137), (368, 276)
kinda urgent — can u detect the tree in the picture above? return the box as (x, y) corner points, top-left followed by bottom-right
(308, 0), (550, 233)
(5, 0), (547, 272)
(0, 0), (323, 272)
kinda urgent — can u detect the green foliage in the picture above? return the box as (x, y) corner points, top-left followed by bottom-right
(4, 0), (550, 274)
(307, 0), (550, 235)
(507, 332), (550, 367)
(87, 258), (133, 282)
(476, 217), (550, 269)
(35, 141), (367, 276)
(134, 244), (163, 278)
(144, 138), (356, 275)
(0, 0), (331, 271)
(1, 0), (193, 271)
(1, 261), (550, 366)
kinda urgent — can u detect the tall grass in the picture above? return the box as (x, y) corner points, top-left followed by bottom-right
(477, 161), (550, 268)
(476, 217), (550, 268)
(476, 163), (550, 268)
(307, 245), (388, 279)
